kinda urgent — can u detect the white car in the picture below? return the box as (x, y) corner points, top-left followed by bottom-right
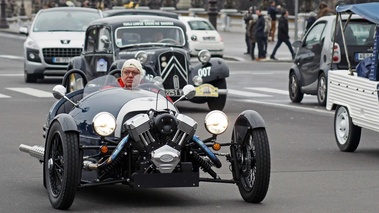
(179, 16), (224, 58)
(19, 7), (103, 83)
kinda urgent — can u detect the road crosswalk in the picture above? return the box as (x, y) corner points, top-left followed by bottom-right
(0, 87), (290, 99)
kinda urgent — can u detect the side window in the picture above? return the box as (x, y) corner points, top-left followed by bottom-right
(96, 27), (111, 52)
(304, 22), (326, 46)
(85, 28), (97, 53)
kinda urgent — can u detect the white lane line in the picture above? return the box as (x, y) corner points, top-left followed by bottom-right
(0, 93), (11, 98)
(6, 87), (52, 98)
(0, 74), (23, 77)
(228, 89), (271, 97)
(0, 55), (24, 60)
(246, 87), (288, 95)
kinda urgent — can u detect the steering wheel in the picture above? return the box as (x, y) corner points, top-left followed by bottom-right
(157, 38), (179, 45)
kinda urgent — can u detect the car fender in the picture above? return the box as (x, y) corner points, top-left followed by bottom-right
(67, 56), (86, 71)
(190, 58), (229, 83)
(319, 63), (330, 79)
(232, 110), (266, 145)
(289, 63), (301, 82)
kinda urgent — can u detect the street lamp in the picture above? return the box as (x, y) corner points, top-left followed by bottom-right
(0, 0), (8, 28)
(20, 0), (26, 17)
(208, 0), (218, 30)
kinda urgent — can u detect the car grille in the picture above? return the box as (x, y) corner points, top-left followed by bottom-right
(42, 48), (82, 65)
(158, 51), (188, 97)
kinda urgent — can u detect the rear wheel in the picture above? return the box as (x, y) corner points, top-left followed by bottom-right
(236, 128), (270, 203)
(317, 73), (327, 106)
(289, 72), (304, 103)
(207, 79), (227, 111)
(334, 106), (361, 152)
(45, 122), (80, 210)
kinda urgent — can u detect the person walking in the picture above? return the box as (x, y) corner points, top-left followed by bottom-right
(243, 6), (254, 54)
(267, 0), (281, 42)
(247, 14), (257, 60)
(254, 9), (266, 60)
(270, 10), (295, 60)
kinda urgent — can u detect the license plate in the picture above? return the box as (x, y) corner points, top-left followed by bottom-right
(195, 84), (218, 97)
(203, 36), (215, 41)
(53, 57), (71, 63)
(165, 89), (182, 97)
(355, 53), (372, 61)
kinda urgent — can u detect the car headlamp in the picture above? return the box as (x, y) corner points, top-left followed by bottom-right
(93, 112), (116, 136)
(135, 51), (148, 64)
(192, 75), (203, 86)
(25, 37), (39, 50)
(198, 49), (211, 64)
(204, 110), (228, 135)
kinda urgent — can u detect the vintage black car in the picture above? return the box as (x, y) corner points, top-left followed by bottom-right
(66, 15), (229, 111)
(19, 72), (271, 210)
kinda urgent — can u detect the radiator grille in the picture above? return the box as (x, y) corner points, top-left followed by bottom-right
(42, 48), (82, 65)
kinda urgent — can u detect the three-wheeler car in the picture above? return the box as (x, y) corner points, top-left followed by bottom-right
(19, 70), (271, 209)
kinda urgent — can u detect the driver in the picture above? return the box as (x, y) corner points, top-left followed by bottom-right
(152, 31), (164, 42)
(118, 59), (145, 89)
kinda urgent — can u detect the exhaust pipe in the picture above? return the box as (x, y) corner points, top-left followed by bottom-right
(19, 144), (44, 161)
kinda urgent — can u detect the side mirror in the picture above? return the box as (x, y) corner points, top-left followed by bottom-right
(100, 35), (110, 44)
(52, 85), (67, 99)
(19, 26), (28, 35)
(182, 84), (196, 99)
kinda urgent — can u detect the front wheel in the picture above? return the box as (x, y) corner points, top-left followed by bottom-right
(334, 106), (361, 152)
(236, 128), (270, 203)
(207, 79), (227, 111)
(45, 122), (80, 210)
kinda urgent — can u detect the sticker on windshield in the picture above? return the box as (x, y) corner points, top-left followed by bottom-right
(96, 58), (107, 72)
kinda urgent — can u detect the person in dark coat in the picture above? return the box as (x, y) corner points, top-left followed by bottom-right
(267, 0), (281, 42)
(270, 10), (295, 60)
(254, 9), (266, 60)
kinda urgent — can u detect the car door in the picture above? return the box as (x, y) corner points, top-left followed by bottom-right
(296, 21), (327, 86)
(83, 26), (114, 80)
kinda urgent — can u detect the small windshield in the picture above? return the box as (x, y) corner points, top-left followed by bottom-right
(33, 10), (101, 32)
(115, 26), (186, 47)
(83, 75), (165, 97)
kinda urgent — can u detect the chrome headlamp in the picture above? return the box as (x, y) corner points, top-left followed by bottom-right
(93, 112), (116, 136)
(192, 75), (203, 86)
(135, 51), (148, 64)
(198, 49), (211, 64)
(205, 110), (228, 135)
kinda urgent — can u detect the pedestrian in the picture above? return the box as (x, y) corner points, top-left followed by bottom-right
(270, 10), (295, 60)
(243, 6), (254, 55)
(247, 14), (257, 60)
(254, 8), (266, 60)
(305, 11), (317, 33)
(267, 0), (281, 42)
(317, 1), (334, 19)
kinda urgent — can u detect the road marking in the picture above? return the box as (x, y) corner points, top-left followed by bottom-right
(6, 87), (52, 98)
(246, 87), (288, 95)
(0, 74), (23, 77)
(230, 71), (287, 75)
(0, 55), (24, 60)
(228, 89), (271, 97)
(0, 93), (11, 98)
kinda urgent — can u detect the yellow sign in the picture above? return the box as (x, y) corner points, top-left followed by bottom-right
(195, 84), (219, 97)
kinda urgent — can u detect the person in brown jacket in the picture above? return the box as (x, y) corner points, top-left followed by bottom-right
(317, 1), (334, 19)
(247, 15), (257, 60)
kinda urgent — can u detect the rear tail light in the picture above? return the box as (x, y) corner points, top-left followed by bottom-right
(332, 43), (341, 63)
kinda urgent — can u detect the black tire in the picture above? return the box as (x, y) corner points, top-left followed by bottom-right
(24, 71), (37, 83)
(289, 72), (304, 103)
(45, 122), (80, 210)
(334, 106), (361, 152)
(207, 78), (227, 111)
(236, 128), (271, 203)
(317, 73), (327, 106)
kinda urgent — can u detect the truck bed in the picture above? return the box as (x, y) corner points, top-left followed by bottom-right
(327, 70), (379, 132)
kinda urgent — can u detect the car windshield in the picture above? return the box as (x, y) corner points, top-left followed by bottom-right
(115, 26), (186, 47)
(33, 10), (101, 32)
(188, 20), (215, 31)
